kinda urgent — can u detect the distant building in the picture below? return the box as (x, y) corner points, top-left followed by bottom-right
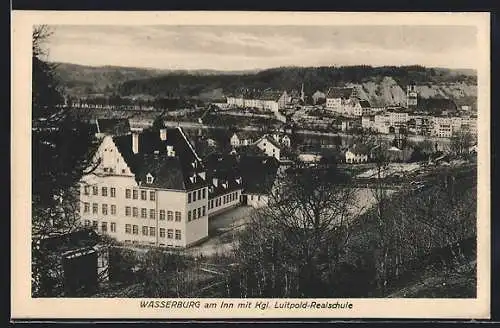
(312, 90), (326, 105)
(344, 144), (369, 163)
(227, 89), (288, 112)
(255, 135), (282, 160)
(230, 131), (259, 147)
(406, 83), (418, 108)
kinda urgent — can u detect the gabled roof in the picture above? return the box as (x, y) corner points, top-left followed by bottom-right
(326, 87), (355, 99)
(259, 90), (285, 101)
(112, 127), (206, 191)
(255, 134), (282, 150)
(359, 100), (371, 108)
(239, 155), (280, 195)
(96, 118), (131, 136)
(232, 130), (260, 140)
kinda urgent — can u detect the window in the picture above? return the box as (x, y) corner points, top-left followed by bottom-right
(193, 191), (197, 202)
(149, 209), (155, 219)
(102, 187), (108, 197)
(160, 228), (165, 238)
(202, 188), (206, 199)
(132, 225), (138, 235)
(102, 204), (108, 215)
(192, 209), (197, 220)
(202, 206), (206, 216)
(125, 206), (131, 216)
(188, 193), (192, 203)
(167, 211), (173, 221)
(175, 230), (181, 240)
(150, 227), (156, 237)
(188, 211), (192, 222)
(93, 186), (98, 195)
(132, 207), (138, 217)
(141, 190), (147, 200)
(149, 191), (155, 201)
(142, 226), (148, 236)
(101, 222), (107, 233)
(146, 175), (153, 184)
(110, 222), (116, 232)
(110, 187), (116, 198)
(133, 190), (138, 200)
(141, 208), (147, 218)
(159, 210), (165, 220)
(125, 189), (131, 199)
(84, 202), (90, 213)
(92, 220), (98, 230)
(122, 169), (126, 174)
(111, 205), (116, 215)
(197, 208), (201, 218)
(211, 200), (214, 208)
(92, 203), (98, 214)
(197, 190), (201, 200)
(125, 224), (131, 234)
(167, 229), (173, 239)
(84, 186), (90, 195)
(175, 211), (181, 222)
(84, 219), (91, 227)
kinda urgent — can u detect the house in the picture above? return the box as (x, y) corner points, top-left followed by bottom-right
(344, 144), (369, 163)
(227, 89), (288, 112)
(281, 135), (291, 148)
(312, 90), (326, 105)
(79, 126), (210, 248)
(325, 87), (358, 115)
(206, 138), (217, 147)
(203, 153), (243, 216)
(95, 119), (131, 139)
(230, 131), (259, 147)
(239, 156), (280, 208)
(298, 152), (322, 164)
(255, 135), (282, 160)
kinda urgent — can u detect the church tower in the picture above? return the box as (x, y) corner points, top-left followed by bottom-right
(407, 83), (418, 108)
(300, 83), (305, 103)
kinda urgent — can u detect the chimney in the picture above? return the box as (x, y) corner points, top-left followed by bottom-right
(167, 145), (175, 157)
(160, 128), (167, 141)
(199, 172), (206, 180)
(132, 132), (139, 154)
(213, 177), (218, 187)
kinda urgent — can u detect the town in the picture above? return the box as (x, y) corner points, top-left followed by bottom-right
(31, 25), (478, 300)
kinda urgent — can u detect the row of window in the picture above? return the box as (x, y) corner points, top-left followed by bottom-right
(208, 191), (239, 210)
(83, 202), (117, 215)
(188, 188), (206, 203)
(125, 207), (181, 221)
(83, 186), (117, 197)
(124, 224), (182, 240)
(85, 220), (117, 233)
(187, 206), (206, 222)
(125, 189), (156, 201)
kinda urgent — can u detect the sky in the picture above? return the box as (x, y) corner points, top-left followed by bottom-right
(43, 25), (478, 71)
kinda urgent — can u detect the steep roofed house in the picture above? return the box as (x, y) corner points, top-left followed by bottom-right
(203, 153), (243, 215)
(230, 131), (259, 147)
(95, 119), (131, 139)
(79, 127), (209, 248)
(239, 156), (280, 208)
(255, 134), (282, 160)
(325, 87), (358, 115)
(312, 90), (326, 105)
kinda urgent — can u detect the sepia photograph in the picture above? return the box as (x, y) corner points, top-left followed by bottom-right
(12, 11), (490, 319)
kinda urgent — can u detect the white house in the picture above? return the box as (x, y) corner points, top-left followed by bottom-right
(230, 132), (257, 147)
(79, 127), (209, 248)
(344, 144), (369, 163)
(255, 135), (282, 160)
(240, 156), (280, 208)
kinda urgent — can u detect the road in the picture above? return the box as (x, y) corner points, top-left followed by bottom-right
(187, 206), (256, 257)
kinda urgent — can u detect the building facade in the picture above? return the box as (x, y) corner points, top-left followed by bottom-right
(79, 127), (210, 248)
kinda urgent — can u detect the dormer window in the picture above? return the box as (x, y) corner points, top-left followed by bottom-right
(146, 173), (154, 184)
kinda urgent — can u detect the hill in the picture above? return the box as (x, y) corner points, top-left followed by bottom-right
(53, 63), (477, 108)
(53, 62), (260, 97)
